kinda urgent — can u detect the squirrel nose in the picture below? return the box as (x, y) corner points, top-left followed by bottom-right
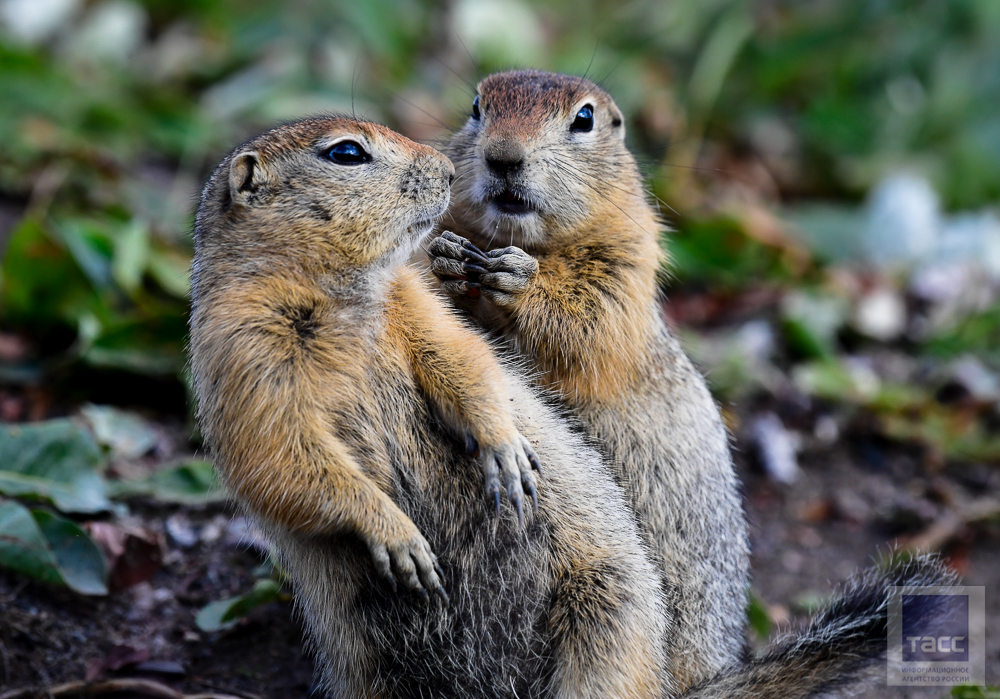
(484, 140), (524, 177)
(486, 155), (523, 177)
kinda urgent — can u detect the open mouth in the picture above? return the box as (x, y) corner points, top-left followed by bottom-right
(489, 189), (533, 216)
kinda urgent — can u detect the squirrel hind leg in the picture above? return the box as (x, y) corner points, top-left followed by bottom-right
(546, 559), (671, 699)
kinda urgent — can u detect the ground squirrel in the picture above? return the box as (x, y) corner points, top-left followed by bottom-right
(430, 69), (750, 689)
(187, 116), (673, 698)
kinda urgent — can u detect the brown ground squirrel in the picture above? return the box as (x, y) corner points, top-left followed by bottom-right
(187, 116), (672, 698)
(430, 69), (750, 690)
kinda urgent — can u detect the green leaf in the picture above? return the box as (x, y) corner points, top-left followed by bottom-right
(109, 460), (224, 505)
(792, 359), (881, 404)
(781, 291), (848, 359)
(81, 404), (159, 459)
(746, 591), (772, 639)
(111, 219), (150, 294)
(54, 219), (114, 291)
(951, 685), (1000, 699)
(791, 591), (830, 615)
(0, 217), (98, 326)
(0, 499), (63, 587)
(146, 247), (192, 299)
(0, 470), (108, 514)
(0, 420), (111, 513)
(0, 500), (108, 595)
(195, 578), (281, 632)
(923, 304), (1000, 368)
(687, 7), (754, 118)
(32, 509), (108, 595)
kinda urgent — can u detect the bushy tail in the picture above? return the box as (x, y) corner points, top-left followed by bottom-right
(679, 554), (957, 699)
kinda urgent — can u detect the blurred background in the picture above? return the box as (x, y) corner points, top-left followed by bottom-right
(1, 0), (999, 696)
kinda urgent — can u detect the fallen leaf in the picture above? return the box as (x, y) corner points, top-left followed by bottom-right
(81, 404), (159, 460)
(0, 499), (108, 595)
(0, 419), (111, 513)
(195, 578), (281, 632)
(85, 521), (163, 592)
(85, 644), (151, 681)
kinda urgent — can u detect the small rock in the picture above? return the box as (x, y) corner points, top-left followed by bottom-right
(750, 412), (800, 484)
(813, 415), (839, 444)
(200, 514), (227, 545)
(165, 513), (199, 549)
(853, 286), (907, 342)
(863, 173), (940, 267)
(949, 356), (1000, 403)
(834, 489), (873, 524)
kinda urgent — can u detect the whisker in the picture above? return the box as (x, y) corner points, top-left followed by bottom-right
(388, 90), (455, 132)
(436, 57), (478, 98)
(545, 158), (655, 235)
(545, 152), (680, 220)
(455, 32), (484, 83)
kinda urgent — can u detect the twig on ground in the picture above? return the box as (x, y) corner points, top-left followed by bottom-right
(906, 498), (1000, 552)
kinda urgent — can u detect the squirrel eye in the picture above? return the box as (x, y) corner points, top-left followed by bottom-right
(472, 95), (481, 120)
(325, 141), (370, 165)
(570, 105), (594, 133)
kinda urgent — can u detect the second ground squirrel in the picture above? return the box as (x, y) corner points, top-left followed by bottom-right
(431, 69), (749, 690)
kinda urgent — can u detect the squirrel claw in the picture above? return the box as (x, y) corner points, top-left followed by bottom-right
(524, 478), (538, 513)
(465, 433), (480, 457)
(434, 585), (450, 607)
(462, 239), (489, 261)
(510, 493), (524, 528)
(479, 436), (541, 527)
(462, 262), (487, 277)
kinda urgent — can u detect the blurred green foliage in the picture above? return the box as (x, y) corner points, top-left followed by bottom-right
(1, 0), (999, 398)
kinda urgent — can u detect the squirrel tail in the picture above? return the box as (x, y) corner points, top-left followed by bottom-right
(678, 554), (958, 699)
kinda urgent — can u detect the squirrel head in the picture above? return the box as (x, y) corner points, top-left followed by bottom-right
(447, 70), (647, 250)
(195, 116), (454, 272)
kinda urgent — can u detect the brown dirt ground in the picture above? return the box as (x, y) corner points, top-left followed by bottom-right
(2, 434), (997, 697)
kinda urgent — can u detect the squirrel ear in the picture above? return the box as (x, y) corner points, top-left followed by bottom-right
(228, 151), (266, 206)
(610, 108), (626, 141)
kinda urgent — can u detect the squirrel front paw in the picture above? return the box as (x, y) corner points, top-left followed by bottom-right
(363, 521), (448, 606)
(467, 432), (541, 527)
(429, 231), (538, 308)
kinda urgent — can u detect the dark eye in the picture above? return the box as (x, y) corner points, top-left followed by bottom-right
(570, 105), (594, 133)
(325, 141), (369, 165)
(472, 95), (481, 120)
